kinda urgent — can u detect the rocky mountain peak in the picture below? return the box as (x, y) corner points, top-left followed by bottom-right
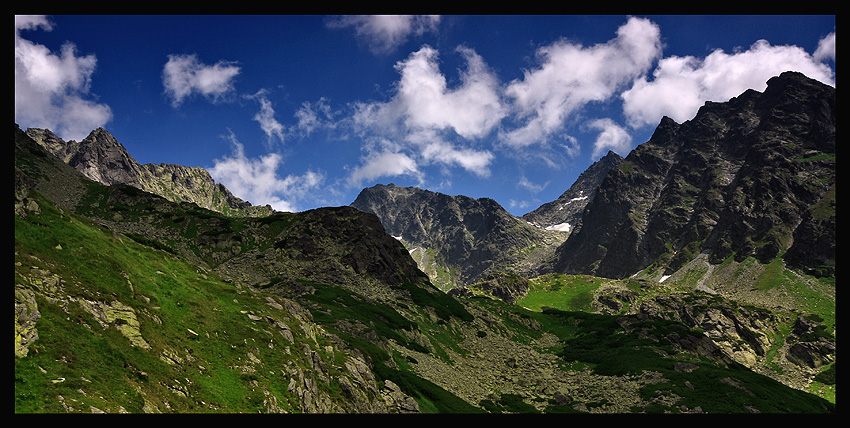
(70, 127), (146, 187)
(552, 71), (835, 280)
(351, 184), (566, 289)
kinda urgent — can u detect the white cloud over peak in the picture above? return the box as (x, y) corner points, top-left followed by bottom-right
(395, 46), (506, 139)
(208, 131), (324, 212)
(501, 16), (663, 148)
(14, 15), (112, 141)
(353, 45), (505, 140)
(347, 150), (422, 188)
(162, 53), (241, 107)
(622, 37), (836, 128)
(407, 130), (494, 177)
(327, 15), (440, 54)
(587, 118), (632, 158)
(346, 45), (503, 185)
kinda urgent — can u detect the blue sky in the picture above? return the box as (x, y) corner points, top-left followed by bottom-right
(15, 15), (835, 215)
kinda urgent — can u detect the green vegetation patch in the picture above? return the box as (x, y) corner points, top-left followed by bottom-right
(519, 274), (603, 312)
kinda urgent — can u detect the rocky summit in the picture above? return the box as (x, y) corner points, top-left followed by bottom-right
(14, 71), (835, 414)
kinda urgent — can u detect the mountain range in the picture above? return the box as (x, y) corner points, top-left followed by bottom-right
(15, 71), (835, 413)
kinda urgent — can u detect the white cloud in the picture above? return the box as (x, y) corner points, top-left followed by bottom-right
(14, 15), (112, 141)
(353, 45), (505, 140)
(622, 38), (837, 128)
(814, 32), (835, 63)
(587, 118), (632, 158)
(394, 46), (506, 139)
(294, 97), (337, 136)
(347, 150), (422, 188)
(162, 53), (241, 107)
(419, 138), (494, 177)
(517, 176), (547, 194)
(247, 90), (286, 145)
(501, 16), (662, 148)
(327, 15), (440, 54)
(208, 131), (323, 212)
(346, 45), (502, 182)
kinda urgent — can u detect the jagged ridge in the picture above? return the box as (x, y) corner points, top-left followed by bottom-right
(25, 127), (273, 218)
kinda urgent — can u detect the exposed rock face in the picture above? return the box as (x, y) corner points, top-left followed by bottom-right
(522, 150), (623, 234)
(25, 127), (273, 217)
(351, 184), (565, 288)
(552, 71), (835, 279)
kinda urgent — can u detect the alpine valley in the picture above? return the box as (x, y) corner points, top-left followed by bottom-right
(15, 71), (835, 413)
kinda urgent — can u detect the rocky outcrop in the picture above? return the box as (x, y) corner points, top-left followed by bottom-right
(522, 150), (623, 234)
(25, 127), (273, 217)
(552, 72), (835, 280)
(450, 272), (531, 305)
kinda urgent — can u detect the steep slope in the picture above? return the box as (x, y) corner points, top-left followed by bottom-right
(552, 72), (835, 288)
(25, 127), (273, 218)
(350, 184), (566, 290)
(522, 150), (623, 234)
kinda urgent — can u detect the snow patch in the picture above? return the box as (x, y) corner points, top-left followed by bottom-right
(659, 275), (671, 283)
(545, 222), (571, 232)
(558, 195), (588, 210)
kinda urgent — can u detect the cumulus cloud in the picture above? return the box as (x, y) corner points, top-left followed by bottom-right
(346, 45), (502, 184)
(410, 130), (494, 177)
(14, 15), (113, 141)
(395, 46), (506, 139)
(354, 45), (505, 139)
(162, 53), (241, 107)
(622, 37), (836, 128)
(208, 131), (324, 212)
(327, 15), (440, 54)
(501, 16), (662, 148)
